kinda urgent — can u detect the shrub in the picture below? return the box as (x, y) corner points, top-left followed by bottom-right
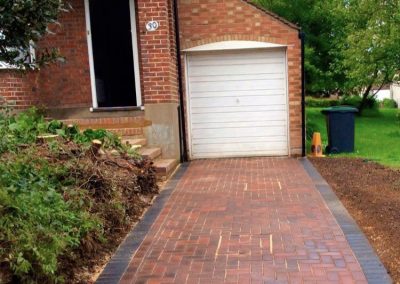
(0, 107), (130, 155)
(0, 154), (100, 282)
(0, 108), (154, 282)
(339, 95), (363, 108)
(381, 98), (398, 109)
(305, 97), (339, 107)
(339, 95), (379, 116)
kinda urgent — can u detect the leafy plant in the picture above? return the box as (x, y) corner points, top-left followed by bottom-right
(0, 154), (100, 282)
(305, 97), (340, 108)
(0, 0), (70, 69)
(381, 98), (398, 109)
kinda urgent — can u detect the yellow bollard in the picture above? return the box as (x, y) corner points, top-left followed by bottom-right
(311, 132), (324, 157)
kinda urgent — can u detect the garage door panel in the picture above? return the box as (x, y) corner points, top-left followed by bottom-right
(192, 141), (288, 153)
(193, 135), (287, 145)
(191, 150), (288, 158)
(188, 64), (285, 77)
(191, 95), (286, 108)
(187, 49), (289, 158)
(189, 73), (285, 83)
(191, 110), (287, 123)
(193, 120), (286, 129)
(191, 50), (285, 62)
(190, 89), (286, 99)
(192, 126), (287, 139)
(191, 104), (287, 114)
(189, 79), (285, 93)
(189, 58), (286, 67)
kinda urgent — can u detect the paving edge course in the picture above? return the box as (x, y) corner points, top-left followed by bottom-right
(96, 164), (190, 284)
(300, 158), (392, 284)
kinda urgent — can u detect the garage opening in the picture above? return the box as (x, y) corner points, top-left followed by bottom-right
(186, 48), (289, 159)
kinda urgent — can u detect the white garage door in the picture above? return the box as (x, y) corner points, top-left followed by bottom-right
(186, 49), (289, 159)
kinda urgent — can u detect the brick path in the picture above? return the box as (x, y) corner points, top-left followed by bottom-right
(120, 158), (367, 283)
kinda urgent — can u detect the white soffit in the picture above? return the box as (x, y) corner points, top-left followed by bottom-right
(183, 41), (286, 52)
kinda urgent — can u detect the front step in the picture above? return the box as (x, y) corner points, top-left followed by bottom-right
(138, 147), (162, 160)
(124, 139), (179, 181)
(153, 159), (179, 180)
(122, 137), (147, 146)
(59, 115), (151, 137)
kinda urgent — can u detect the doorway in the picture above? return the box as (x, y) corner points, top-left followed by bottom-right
(86, 0), (141, 108)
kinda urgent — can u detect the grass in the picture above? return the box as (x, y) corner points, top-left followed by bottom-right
(306, 108), (400, 168)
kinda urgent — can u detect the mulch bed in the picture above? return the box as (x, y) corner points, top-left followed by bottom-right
(310, 157), (400, 282)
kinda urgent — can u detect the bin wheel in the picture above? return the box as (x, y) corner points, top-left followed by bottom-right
(330, 147), (340, 154)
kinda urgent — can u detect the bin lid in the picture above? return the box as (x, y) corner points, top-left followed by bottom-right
(321, 106), (359, 114)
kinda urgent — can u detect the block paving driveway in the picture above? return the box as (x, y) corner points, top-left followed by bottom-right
(120, 158), (368, 283)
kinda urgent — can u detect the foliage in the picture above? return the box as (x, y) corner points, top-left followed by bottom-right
(381, 98), (398, 109)
(0, 0), (69, 69)
(339, 95), (379, 112)
(0, 154), (99, 282)
(254, 0), (345, 95)
(307, 107), (400, 167)
(254, 0), (400, 104)
(305, 97), (339, 108)
(0, 107), (127, 154)
(337, 0), (400, 95)
(339, 95), (363, 108)
(0, 108), (156, 282)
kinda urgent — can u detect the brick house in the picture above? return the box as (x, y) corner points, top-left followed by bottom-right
(0, 0), (304, 174)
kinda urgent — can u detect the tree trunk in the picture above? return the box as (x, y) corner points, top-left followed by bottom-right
(359, 84), (373, 114)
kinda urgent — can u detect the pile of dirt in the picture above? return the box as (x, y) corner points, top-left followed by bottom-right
(310, 157), (400, 282)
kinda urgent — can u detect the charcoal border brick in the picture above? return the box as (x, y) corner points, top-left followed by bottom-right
(300, 158), (392, 284)
(96, 163), (189, 284)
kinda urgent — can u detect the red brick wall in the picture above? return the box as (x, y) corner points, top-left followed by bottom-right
(0, 0), (92, 109)
(36, 0), (92, 108)
(136, 0), (179, 104)
(178, 0), (303, 154)
(0, 71), (39, 109)
(1, 0), (181, 109)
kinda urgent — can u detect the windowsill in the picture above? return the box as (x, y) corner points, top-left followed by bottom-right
(90, 106), (145, 112)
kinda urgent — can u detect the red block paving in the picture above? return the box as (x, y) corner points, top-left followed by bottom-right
(120, 158), (367, 283)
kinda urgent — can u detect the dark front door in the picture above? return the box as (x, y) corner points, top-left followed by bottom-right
(89, 0), (137, 107)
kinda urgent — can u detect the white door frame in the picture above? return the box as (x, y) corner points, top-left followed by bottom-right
(184, 47), (290, 159)
(84, 0), (142, 109)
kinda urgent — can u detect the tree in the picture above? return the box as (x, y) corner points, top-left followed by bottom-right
(255, 0), (347, 96)
(337, 0), (400, 111)
(0, 0), (69, 69)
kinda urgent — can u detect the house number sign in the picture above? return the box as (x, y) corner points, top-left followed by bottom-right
(146, 21), (159, 32)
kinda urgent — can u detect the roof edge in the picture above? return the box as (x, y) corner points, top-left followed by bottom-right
(242, 0), (300, 31)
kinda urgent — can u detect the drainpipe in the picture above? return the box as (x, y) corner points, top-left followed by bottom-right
(173, 0), (188, 162)
(299, 31), (306, 157)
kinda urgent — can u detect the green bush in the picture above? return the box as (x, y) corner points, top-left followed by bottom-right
(339, 95), (379, 116)
(339, 95), (363, 108)
(0, 107), (128, 155)
(0, 107), (149, 282)
(381, 98), (398, 109)
(305, 97), (339, 107)
(0, 154), (100, 282)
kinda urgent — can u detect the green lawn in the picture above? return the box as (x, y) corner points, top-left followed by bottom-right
(306, 108), (400, 168)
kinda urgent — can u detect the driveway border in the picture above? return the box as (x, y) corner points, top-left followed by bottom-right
(96, 163), (190, 284)
(300, 158), (392, 284)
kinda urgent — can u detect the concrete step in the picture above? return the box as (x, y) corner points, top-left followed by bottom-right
(139, 147), (162, 160)
(153, 159), (179, 180)
(100, 127), (144, 137)
(122, 137), (147, 147)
